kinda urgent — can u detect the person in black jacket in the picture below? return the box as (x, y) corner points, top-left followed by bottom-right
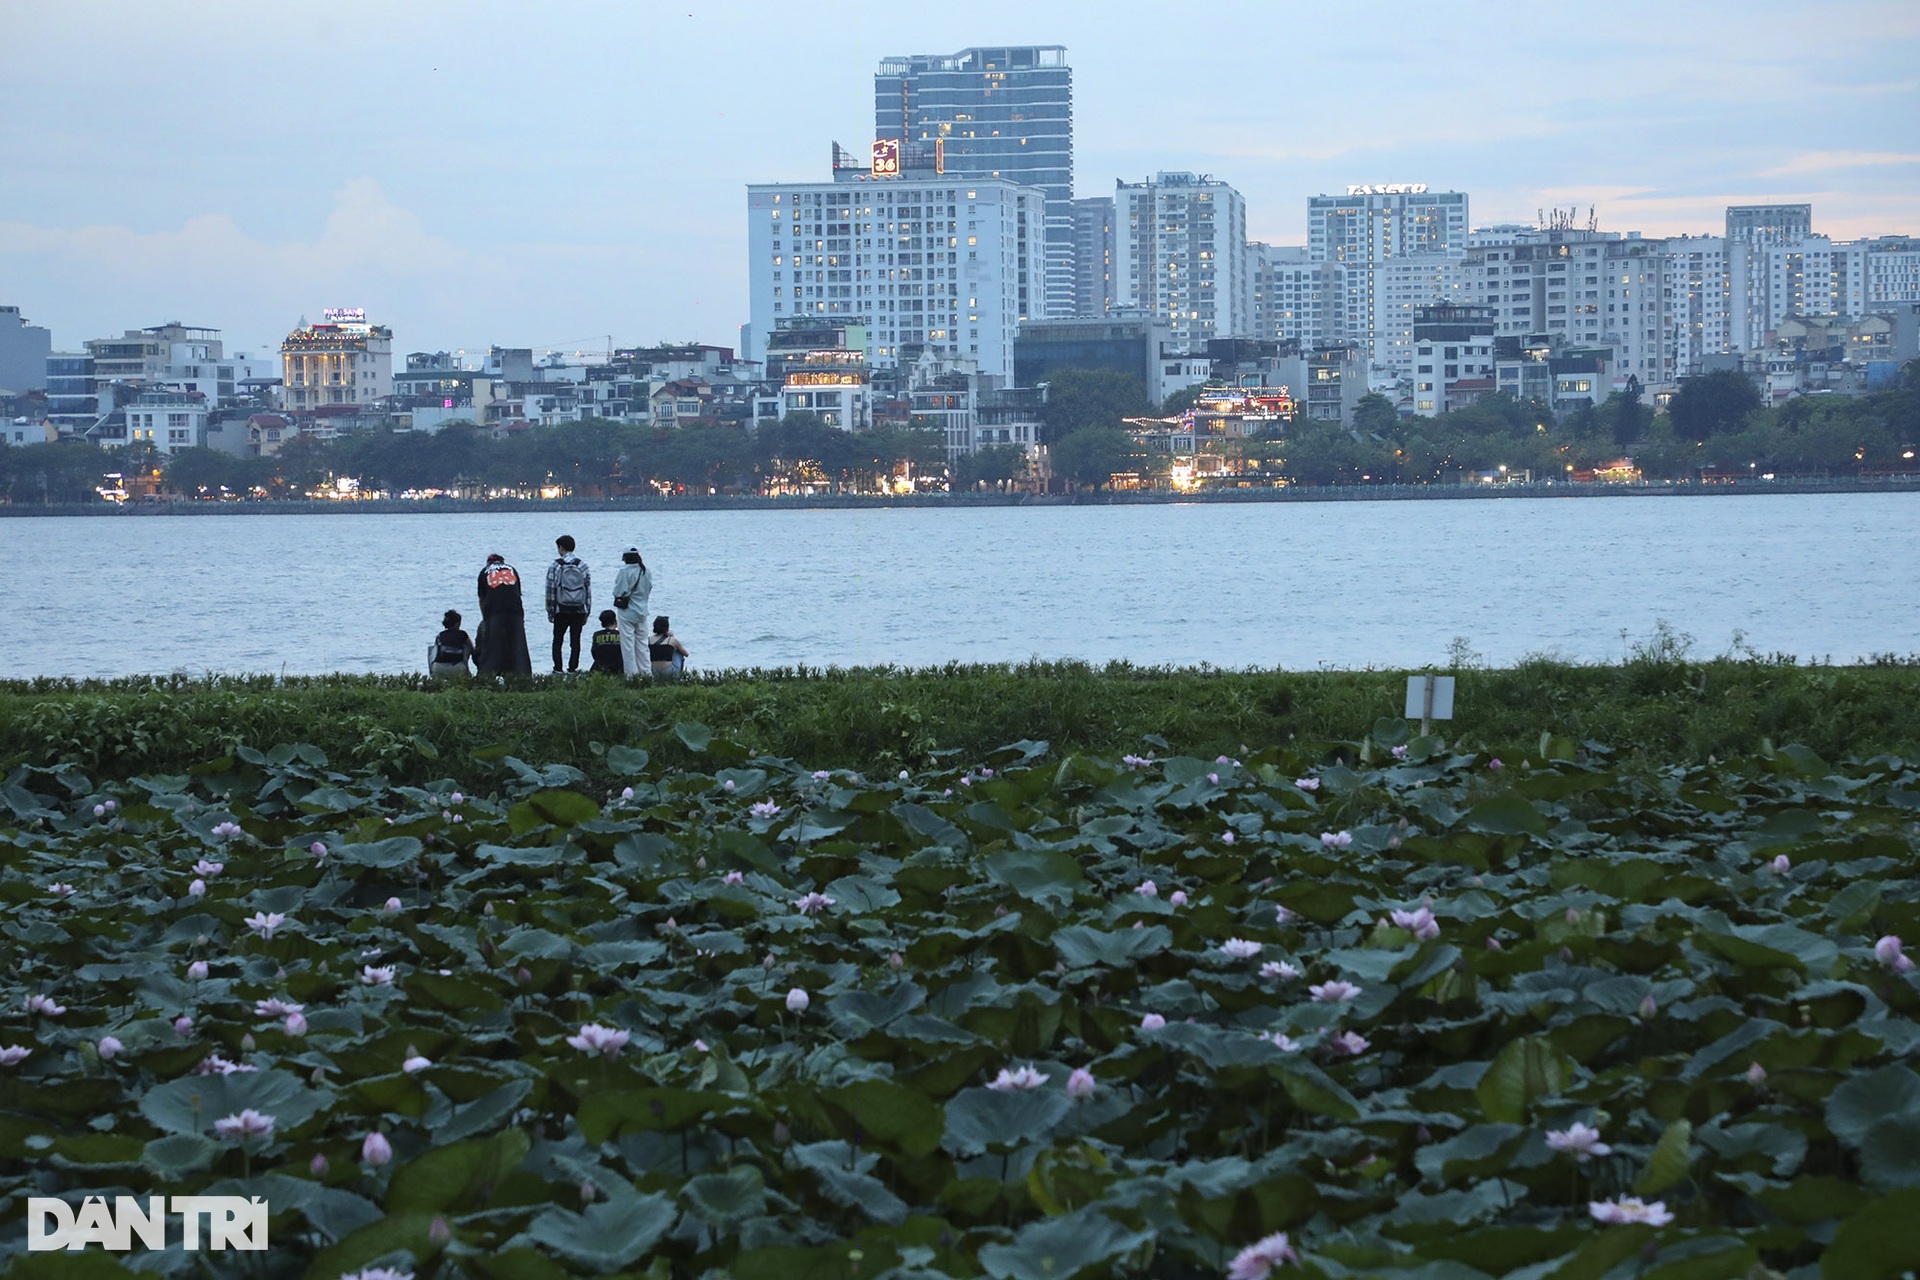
(474, 553), (533, 676)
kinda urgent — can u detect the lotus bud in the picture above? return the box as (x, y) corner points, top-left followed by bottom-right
(578, 1181), (597, 1204)
(763, 952), (776, 969)
(773, 1121), (791, 1145)
(240, 1033), (256, 1053)
(310, 1154), (329, 1176)
(994, 905), (1008, 917)
(187, 960), (208, 981)
(696, 857), (707, 870)
(1559, 946), (1573, 962)
(483, 902), (495, 916)
(362, 1132), (393, 1166)
(888, 952), (905, 970)
(517, 967), (533, 985)
(1415, 1125), (1432, 1143)
(1746, 1062), (1767, 1085)
(173, 1015), (194, 1037)
(786, 988), (810, 1014)
(429, 1215), (451, 1245)
(286, 1012), (308, 1037)
(1639, 994), (1658, 1019)
(98, 1035), (123, 1060)
(188, 879), (206, 898)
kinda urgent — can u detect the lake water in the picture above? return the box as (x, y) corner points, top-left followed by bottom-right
(1, 494), (1915, 679)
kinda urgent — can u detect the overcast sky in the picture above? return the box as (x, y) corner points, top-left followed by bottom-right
(5, 0), (1917, 360)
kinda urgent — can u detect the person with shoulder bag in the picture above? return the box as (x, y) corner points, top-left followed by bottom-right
(611, 546), (653, 679)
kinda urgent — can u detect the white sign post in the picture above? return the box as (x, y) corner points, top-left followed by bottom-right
(1404, 675), (1456, 737)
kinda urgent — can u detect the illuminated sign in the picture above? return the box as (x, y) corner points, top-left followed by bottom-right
(1346, 184), (1428, 196)
(871, 139), (900, 178)
(787, 372), (863, 387)
(935, 138), (945, 175)
(322, 307), (367, 323)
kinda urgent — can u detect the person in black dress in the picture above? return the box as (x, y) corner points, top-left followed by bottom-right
(474, 553), (533, 676)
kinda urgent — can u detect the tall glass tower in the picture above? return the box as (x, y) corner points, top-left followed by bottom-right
(875, 46), (1073, 319)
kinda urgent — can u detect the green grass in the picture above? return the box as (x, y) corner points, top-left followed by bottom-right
(3, 657), (1918, 787)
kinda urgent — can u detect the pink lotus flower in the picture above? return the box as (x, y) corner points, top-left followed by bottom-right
(1294, 777), (1319, 792)
(1121, 754), (1153, 769)
(811, 770), (831, 781)
(0, 1045), (30, 1067)
(340, 1268), (414, 1280)
(1391, 906), (1441, 941)
(192, 860), (224, 878)
(722, 871), (745, 885)
(888, 952), (905, 969)
(1320, 831), (1352, 849)
(1221, 830), (1236, 844)
(1135, 879), (1158, 897)
(360, 965), (397, 986)
(1746, 1061), (1767, 1085)
(794, 892), (836, 915)
(255, 997), (303, 1017)
(1310, 980), (1362, 1003)
(1638, 993), (1658, 1018)
(1140, 1013), (1167, 1030)
(1487, 758), (1504, 771)
(1208, 772), (1220, 785)
(1169, 890), (1189, 907)
(309, 841), (327, 859)
(565, 1024), (631, 1057)
(244, 911), (286, 941)
(195, 1053), (258, 1076)
(93, 803), (107, 818)
(1066, 1067), (1096, 1100)
(1258, 1031), (1298, 1051)
(1769, 854), (1791, 874)
(1226, 1230), (1300, 1278)
(383, 897), (403, 913)
(722, 779), (735, 791)
(286, 1012), (308, 1037)
(173, 1015), (195, 1037)
(1391, 744), (1409, 759)
(211, 821), (243, 839)
(785, 988), (810, 1014)
(402, 1054), (432, 1073)
(750, 800), (781, 819)
(361, 1132), (393, 1166)
(986, 1065), (1050, 1092)
(25, 994), (65, 1018)
(1588, 1196), (1673, 1226)
(1545, 1122), (1612, 1162)
(1274, 904), (1294, 925)
(188, 879), (207, 898)
(97, 1036), (123, 1061)
(47, 883), (75, 899)
(213, 1109), (275, 1142)
(1329, 1030), (1370, 1056)
(898, 770), (910, 781)
(1220, 938), (1263, 959)
(1260, 961), (1301, 980)
(1875, 935), (1914, 971)
(187, 960), (209, 981)
(692, 1038), (709, 1052)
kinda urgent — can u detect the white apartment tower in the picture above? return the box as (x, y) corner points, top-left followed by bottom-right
(1248, 244), (1341, 349)
(1307, 185), (1469, 377)
(1462, 228), (1676, 384)
(1114, 172), (1250, 350)
(746, 171), (1042, 380)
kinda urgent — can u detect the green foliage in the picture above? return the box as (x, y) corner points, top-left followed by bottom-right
(1047, 427), (1136, 490)
(0, 719), (1916, 1275)
(1668, 370), (1763, 440)
(1037, 368), (1152, 444)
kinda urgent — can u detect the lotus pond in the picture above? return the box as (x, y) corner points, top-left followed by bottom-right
(2, 721), (1919, 1280)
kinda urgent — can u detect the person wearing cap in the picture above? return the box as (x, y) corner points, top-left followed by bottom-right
(610, 546), (653, 679)
(474, 552), (533, 676)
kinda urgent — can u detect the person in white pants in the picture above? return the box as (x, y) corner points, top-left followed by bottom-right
(611, 547), (654, 679)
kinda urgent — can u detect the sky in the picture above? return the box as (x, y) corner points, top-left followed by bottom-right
(4, 0), (1917, 360)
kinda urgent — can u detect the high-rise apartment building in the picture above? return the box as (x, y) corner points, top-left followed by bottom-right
(1114, 172), (1249, 350)
(1661, 235), (1758, 374)
(1071, 197), (1115, 317)
(1462, 228), (1675, 384)
(1757, 237), (1866, 330)
(875, 46), (1074, 318)
(746, 169), (1042, 382)
(1248, 244), (1341, 349)
(1307, 186), (1469, 376)
(1726, 204), (1813, 249)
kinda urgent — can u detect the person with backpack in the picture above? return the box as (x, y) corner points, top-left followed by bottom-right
(611, 546), (653, 680)
(545, 535), (592, 674)
(475, 553), (533, 676)
(428, 609), (473, 680)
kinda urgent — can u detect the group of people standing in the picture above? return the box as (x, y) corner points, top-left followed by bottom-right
(428, 536), (688, 681)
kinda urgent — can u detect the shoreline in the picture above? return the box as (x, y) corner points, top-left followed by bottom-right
(3, 475), (1918, 516)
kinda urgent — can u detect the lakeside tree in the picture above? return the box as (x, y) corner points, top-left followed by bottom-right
(953, 444), (1029, 492)
(1048, 426), (1136, 491)
(1038, 369), (1152, 443)
(1667, 369), (1762, 440)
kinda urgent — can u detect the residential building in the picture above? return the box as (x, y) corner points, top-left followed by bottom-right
(110, 388), (212, 454)
(875, 45), (1075, 317)
(1492, 335), (1617, 415)
(1758, 236), (1866, 330)
(1012, 314), (1210, 404)
(1071, 197), (1115, 317)
(1726, 204), (1813, 249)
(1861, 235), (1920, 310)
(1410, 303), (1496, 416)
(0, 305), (51, 393)
(1464, 227), (1675, 386)
(44, 353), (96, 428)
(746, 165), (1042, 380)
(1372, 256), (1465, 378)
(281, 310), (393, 411)
(1660, 235), (1758, 374)
(1308, 185), (1469, 376)
(1114, 172), (1250, 350)
(1248, 244), (1340, 349)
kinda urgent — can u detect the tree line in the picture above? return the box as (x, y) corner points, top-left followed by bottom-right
(1, 361), (1914, 503)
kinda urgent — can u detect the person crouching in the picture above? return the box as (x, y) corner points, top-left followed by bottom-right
(589, 610), (624, 675)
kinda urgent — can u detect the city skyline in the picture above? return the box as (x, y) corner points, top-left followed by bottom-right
(4, 0), (1917, 356)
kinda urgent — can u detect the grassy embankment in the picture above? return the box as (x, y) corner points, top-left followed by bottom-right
(3, 657), (1918, 786)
